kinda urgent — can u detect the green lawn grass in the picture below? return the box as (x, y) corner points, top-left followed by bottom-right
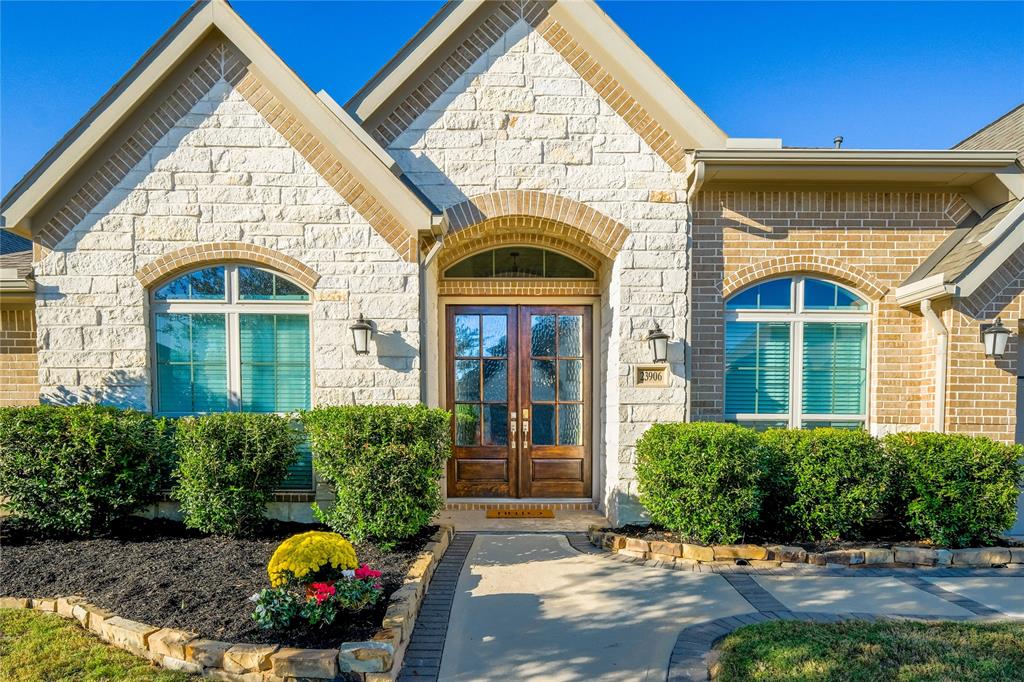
(0, 608), (196, 682)
(715, 620), (1024, 682)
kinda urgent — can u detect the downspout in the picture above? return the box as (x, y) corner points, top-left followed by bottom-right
(920, 299), (947, 432)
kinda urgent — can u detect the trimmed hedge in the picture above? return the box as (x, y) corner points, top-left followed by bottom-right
(785, 428), (895, 542)
(302, 405), (451, 549)
(0, 404), (173, 534)
(171, 412), (302, 536)
(636, 422), (764, 544)
(885, 432), (1024, 547)
(636, 423), (1022, 546)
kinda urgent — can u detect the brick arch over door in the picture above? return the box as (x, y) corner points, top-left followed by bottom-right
(440, 191), (631, 266)
(135, 242), (321, 291)
(722, 255), (887, 301)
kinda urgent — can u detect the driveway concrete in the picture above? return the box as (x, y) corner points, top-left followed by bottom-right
(752, 575), (973, 616)
(922, 577), (1024, 618)
(439, 534), (753, 682)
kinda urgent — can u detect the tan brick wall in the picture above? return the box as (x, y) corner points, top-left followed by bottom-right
(691, 189), (972, 432)
(946, 245), (1024, 442)
(0, 303), (39, 406)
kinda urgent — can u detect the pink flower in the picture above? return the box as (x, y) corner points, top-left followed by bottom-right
(307, 582), (336, 604)
(355, 563), (382, 580)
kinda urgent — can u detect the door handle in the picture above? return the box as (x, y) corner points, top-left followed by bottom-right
(522, 419), (529, 448)
(510, 416), (517, 449)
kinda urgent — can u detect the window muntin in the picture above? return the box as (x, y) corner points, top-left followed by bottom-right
(150, 265), (313, 490)
(444, 247), (594, 279)
(724, 276), (869, 430)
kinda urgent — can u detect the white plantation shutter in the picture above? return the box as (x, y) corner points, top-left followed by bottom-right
(725, 321), (791, 415)
(802, 322), (866, 416)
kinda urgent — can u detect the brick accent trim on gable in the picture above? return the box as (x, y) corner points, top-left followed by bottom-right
(39, 42), (417, 262)
(369, 1), (687, 172)
(723, 255), (887, 301)
(439, 190), (628, 268)
(38, 44), (247, 250)
(233, 73), (417, 262)
(135, 242), (321, 291)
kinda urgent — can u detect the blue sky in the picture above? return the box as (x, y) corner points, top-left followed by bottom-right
(2, 1), (1022, 196)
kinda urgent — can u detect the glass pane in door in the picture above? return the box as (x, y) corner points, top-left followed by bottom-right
(530, 313), (585, 448)
(453, 312), (510, 450)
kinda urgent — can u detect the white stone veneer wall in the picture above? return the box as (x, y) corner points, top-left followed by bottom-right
(388, 20), (690, 522)
(34, 80), (421, 411)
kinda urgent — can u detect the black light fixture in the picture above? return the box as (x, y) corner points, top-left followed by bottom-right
(350, 314), (373, 355)
(981, 317), (1011, 358)
(646, 322), (670, 364)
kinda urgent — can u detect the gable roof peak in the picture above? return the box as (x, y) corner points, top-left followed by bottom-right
(346, 0), (726, 159)
(2, 0), (435, 247)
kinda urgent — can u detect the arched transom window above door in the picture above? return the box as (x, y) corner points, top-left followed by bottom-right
(443, 247), (595, 280)
(724, 276), (870, 431)
(150, 264), (312, 489)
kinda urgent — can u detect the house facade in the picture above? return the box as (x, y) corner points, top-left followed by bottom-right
(1, 0), (1022, 527)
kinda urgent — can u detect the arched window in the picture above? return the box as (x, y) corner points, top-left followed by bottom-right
(724, 276), (870, 430)
(444, 247), (594, 279)
(150, 264), (312, 489)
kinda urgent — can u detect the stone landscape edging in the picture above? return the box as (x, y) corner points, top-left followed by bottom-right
(0, 524), (455, 682)
(588, 527), (1024, 569)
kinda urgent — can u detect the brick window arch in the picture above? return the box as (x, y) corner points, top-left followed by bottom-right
(136, 242), (321, 291)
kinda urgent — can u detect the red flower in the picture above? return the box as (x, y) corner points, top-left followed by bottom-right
(355, 563), (382, 580)
(307, 582), (336, 604)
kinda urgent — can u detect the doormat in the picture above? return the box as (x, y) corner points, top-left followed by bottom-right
(485, 509), (555, 519)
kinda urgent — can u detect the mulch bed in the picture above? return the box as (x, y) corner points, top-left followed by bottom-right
(598, 524), (1024, 553)
(0, 517), (436, 649)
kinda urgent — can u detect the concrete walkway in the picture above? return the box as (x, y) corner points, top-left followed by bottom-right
(401, 533), (1024, 682)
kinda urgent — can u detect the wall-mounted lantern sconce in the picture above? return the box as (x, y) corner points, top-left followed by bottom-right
(981, 317), (1011, 358)
(350, 314), (373, 355)
(646, 323), (670, 364)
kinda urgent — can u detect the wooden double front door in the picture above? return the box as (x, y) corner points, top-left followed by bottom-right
(446, 305), (592, 498)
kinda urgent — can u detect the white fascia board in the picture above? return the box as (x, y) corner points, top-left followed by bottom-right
(2, 0), (435, 238)
(347, 0), (485, 123)
(692, 149), (1020, 166)
(956, 202), (1024, 298)
(210, 2), (434, 232)
(550, 0), (727, 149)
(0, 268), (34, 293)
(894, 273), (956, 307)
(1, 2), (217, 231)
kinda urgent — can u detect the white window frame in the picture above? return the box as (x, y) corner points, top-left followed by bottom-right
(149, 264), (313, 418)
(724, 275), (871, 429)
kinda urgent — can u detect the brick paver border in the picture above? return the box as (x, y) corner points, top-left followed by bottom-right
(397, 532), (476, 681)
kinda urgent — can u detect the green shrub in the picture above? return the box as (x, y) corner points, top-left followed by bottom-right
(754, 428), (803, 539)
(171, 413), (302, 536)
(635, 422), (764, 544)
(786, 428), (895, 541)
(884, 432), (1023, 547)
(0, 404), (173, 534)
(301, 405), (451, 549)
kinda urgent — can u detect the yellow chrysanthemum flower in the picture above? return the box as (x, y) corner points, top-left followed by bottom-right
(267, 531), (358, 587)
